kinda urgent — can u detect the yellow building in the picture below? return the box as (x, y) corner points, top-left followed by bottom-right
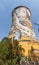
(8, 6), (39, 60)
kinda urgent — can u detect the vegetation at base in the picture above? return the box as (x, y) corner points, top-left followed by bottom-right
(0, 37), (24, 65)
(0, 37), (38, 65)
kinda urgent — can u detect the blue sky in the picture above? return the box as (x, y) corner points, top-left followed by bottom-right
(0, 0), (39, 40)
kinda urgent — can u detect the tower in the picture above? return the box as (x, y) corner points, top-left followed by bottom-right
(8, 6), (39, 57)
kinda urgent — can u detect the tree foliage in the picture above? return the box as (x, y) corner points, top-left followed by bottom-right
(0, 37), (24, 65)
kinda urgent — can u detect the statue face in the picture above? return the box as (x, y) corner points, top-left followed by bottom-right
(13, 7), (31, 26)
(16, 8), (27, 21)
(13, 7), (31, 23)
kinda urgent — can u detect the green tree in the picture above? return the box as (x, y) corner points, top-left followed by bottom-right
(11, 39), (24, 65)
(0, 37), (24, 65)
(0, 37), (11, 65)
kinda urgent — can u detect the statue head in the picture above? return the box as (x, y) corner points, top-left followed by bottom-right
(12, 6), (31, 24)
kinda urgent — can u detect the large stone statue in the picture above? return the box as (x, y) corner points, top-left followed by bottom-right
(8, 6), (37, 41)
(8, 6), (39, 59)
